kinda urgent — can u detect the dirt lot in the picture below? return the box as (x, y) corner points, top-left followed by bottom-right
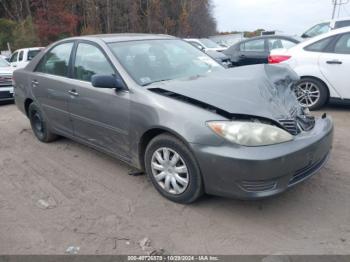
(0, 102), (349, 255)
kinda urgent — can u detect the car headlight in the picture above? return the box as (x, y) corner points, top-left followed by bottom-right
(207, 121), (293, 146)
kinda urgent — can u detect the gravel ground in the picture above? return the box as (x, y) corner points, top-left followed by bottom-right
(0, 102), (349, 255)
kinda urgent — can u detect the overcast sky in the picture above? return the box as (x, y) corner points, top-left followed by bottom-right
(212, 0), (350, 35)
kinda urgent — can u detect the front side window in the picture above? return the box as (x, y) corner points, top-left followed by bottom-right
(10, 52), (18, 63)
(73, 43), (115, 82)
(334, 20), (350, 29)
(108, 39), (223, 86)
(334, 33), (350, 54)
(302, 22), (331, 38)
(36, 42), (73, 77)
(240, 39), (265, 52)
(18, 51), (24, 61)
(304, 36), (334, 52)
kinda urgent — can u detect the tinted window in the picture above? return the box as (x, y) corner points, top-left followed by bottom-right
(304, 36), (334, 52)
(240, 39), (265, 52)
(73, 43), (114, 82)
(10, 52), (18, 63)
(18, 51), (24, 61)
(28, 50), (41, 61)
(334, 33), (350, 54)
(36, 42), (73, 77)
(334, 20), (350, 29)
(268, 39), (297, 50)
(303, 22), (330, 38)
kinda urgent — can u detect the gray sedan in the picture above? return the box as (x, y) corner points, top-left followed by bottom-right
(13, 34), (333, 203)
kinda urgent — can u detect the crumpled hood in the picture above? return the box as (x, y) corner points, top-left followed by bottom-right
(148, 64), (301, 121)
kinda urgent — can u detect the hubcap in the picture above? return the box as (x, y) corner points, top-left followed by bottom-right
(151, 147), (189, 195)
(295, 82), (320, 108)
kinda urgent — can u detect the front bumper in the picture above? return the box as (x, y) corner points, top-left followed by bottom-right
(191, 116), (333, 199)
(0, 86), (14, 101)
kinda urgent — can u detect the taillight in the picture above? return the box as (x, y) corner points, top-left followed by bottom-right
(268, 55), (291, 64)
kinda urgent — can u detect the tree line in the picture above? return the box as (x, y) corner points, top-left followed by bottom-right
(0, 0), (217, 51)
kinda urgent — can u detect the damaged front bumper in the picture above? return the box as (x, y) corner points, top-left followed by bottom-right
(191, 116), (333, 199)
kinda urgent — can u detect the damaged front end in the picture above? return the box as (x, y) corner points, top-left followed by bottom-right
(148, 64), (316, 137)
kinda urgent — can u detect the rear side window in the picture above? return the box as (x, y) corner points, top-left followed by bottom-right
(240, 39), (265, 52)
(36, 42), (74, 77)
(334, 20), (350, 29)
(334, 33), (350, 54)
(73, 43), (115, 82)
(18, 51), (24, 61)
(304, 36), (334, 52)
(28, 50), (41, 61)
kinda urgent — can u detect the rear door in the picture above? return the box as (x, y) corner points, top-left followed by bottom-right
(31, 42), (75, 136)
(236, 39), (267, 65)
(318, 33), (350, 99)
(68, 41), (130, 159)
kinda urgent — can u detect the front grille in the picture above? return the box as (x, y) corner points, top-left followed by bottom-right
(239, 180), (277, 192)
(0, 75), (12, 87)
(289, 154), (329, 186)
(279, 119), (300, 135)
(0, 91), (13, 99)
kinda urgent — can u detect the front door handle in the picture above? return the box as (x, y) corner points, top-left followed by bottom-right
(326, 60), (342, 64)
(31, 80), (39, 87)
(68, 90), (79, 96)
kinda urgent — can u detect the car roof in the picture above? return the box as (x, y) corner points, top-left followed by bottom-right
(65, 33), (176, 43)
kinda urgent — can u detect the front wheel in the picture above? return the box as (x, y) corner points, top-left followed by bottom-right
(294, 77), (328, 110)
(144, 134), (203, 204)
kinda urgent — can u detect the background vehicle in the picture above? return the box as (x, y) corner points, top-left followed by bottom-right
(0, 57), (15, 102)
(223, 35), (300, 66)
(184, 38), (227, 52)
(301, 17), (350, 39)
(9, 47), (43, 68)
(269, 27), (350, 110)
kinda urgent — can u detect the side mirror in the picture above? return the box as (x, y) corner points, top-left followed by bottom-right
(91, 74), (126, 90)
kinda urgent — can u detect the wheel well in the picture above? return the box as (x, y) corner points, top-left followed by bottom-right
(24, 98), (33, 117)
(138, 128), (187, 170)
(300, 76), (330, 100)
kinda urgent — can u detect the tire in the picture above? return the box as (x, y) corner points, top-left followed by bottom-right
(294, 77), (328, 110)
(28, 103), (58, 143)
(144, 134), (203, 204)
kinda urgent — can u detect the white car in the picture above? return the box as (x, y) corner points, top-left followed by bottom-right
(184, 38), (227, 52)
(301, 17), (350, 39)
(269, 27), (350, 109)
(9, 47), (43, 69)
(0, 57), (15, 102)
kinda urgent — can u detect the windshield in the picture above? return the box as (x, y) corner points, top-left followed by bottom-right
(0, 57), (9, 67)
(199, 38), (221, 48)
(108, 39), (223, 86)
(302, 22), (331, 38)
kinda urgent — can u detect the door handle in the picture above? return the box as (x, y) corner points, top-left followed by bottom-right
(326, 60), (342, 64)
(239, 54), (246, 58)
(68, 90), (79, 96)
(31, 80), (39, 87)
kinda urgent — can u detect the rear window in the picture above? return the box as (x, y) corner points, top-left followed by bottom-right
(334, 20), (350, 29)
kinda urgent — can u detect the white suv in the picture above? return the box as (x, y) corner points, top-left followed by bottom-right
(9, 47), (43, 68)
(301, 17), (350, 39)
(269, 27), (350, 109)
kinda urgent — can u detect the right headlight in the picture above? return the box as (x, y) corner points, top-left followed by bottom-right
(207, 121), (294, 146)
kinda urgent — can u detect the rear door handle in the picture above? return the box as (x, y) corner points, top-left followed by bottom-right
(68, 90), (79, 96)
(326, 60), (342, 64)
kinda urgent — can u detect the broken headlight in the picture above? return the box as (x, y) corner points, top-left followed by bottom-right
(207, 121), (293, 146)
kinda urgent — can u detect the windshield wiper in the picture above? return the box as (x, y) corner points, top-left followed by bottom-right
(142, 79), (173, 87)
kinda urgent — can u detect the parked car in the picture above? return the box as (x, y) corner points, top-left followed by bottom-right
(0, 57), (15, 102)
(223, 35), (300, 66)
(14, 34), (333, 203)
(269, 27), (350, 110)
(301, 17), (350, 39)
(184, 38), (227, 52)
(9, 47), (43, 68)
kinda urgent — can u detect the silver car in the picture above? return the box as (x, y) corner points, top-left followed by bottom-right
(13, 34), (333, 203)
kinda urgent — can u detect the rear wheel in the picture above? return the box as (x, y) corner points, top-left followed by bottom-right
(144, 134), (203, 204)
(294, 77), (328, 110)
(28, 103), (58, 142)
